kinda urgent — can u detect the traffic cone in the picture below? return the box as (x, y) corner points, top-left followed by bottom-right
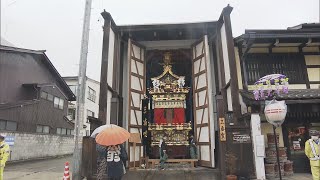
(63, 162), (70, 180)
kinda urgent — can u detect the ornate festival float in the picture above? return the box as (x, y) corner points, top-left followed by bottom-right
(148, 52), (192, 158)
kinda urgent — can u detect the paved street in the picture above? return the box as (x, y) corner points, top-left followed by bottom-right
(122, 168), (221, 180)
(4, 156), (72, 180)
(3, 155), (313, 180)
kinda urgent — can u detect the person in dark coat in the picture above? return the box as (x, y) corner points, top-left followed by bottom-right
(159, 139), (168, 170)
(96, 143), (107, 180)
(189, 135), (198, 159)
(106, 144), (128, 180)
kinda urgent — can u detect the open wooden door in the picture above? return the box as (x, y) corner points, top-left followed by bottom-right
(127, 39), (146, 168)
(192, 35), (215, 167)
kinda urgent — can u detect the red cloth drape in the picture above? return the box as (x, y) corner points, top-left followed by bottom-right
(154, 108), (166, 124)
(173, 108), (185, 124)
(154, 108), (185, 124)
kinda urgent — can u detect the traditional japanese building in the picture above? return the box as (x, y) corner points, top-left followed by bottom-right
(95, 5), (244, 177)
(84, 5), (320, 180)
(234, 23), (320, 177)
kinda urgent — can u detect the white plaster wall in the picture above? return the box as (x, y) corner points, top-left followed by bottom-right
(107, 28), (115, 87)
(227, 87), (233, 111)
(261, 122), (285, 147)
(84, 79), (100, 132)
(234, 47), (243, 89)
(303, 47), (320, 53)
(106, 90), (112, 124)
(305, 55), (320, 85)
(220, 20), (231, 83)
(64, 78), (100, 135)
(272, 47), (299, 53)
(204, 36), (216, 167)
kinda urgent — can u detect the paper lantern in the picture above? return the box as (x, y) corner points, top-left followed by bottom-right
(264, 100), (287, 127)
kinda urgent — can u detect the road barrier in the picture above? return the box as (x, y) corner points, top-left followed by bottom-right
(63, 161), (70, 180)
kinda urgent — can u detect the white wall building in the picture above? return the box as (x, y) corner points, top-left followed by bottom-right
(63, 76), (100, 136)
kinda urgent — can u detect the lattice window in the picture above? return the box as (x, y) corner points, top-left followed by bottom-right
(246, 54), (306, 84)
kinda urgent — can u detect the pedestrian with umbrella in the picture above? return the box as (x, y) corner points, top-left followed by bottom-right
(92, 124), (130, 180)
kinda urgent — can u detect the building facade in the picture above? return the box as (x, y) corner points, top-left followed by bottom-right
(63, 76), (100, 136)
(90, 6), (241, 176)
(83, 5), (319, 179)
(234, 23), (320, 176)
(0, 45), (76, 161)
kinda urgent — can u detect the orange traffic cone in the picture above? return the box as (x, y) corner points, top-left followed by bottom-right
(63, 162), (70, 180)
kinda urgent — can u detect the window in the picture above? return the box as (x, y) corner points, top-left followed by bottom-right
(47, 94), (54, 101)
(57, 128), (62, 134)
(0, 120), (17, 131)
(40, 91), (48, 99)
(43, 126), (49, 133)
(57, 127), (73, 135)
(87, 110), (95, 118)
(53, 97), (64, 109)
(68, 109), (76, 120)
(246, 54), (306, 84)
(58, 99), (64, 109)
(36, 125), (50, 133)
(54, 97), (59, 108)
(69, 85), (77, 97)
(41, 92), (54, 102)
(88, 87), (96, 102)
(7, 121), (17, 131)
(61, 128), (67, 135)
(0, 120), (5, 130)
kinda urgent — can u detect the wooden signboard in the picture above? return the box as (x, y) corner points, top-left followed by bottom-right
(219, 118), (226, 141)
(129, 133), (141, 143)
(129, 133), (141, 169)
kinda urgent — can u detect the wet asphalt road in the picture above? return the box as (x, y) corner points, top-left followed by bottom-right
(122, 168), (221, 180)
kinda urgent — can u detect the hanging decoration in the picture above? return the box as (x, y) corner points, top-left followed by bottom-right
(253, 74), (289, 100)
(264, 99), (287, 127)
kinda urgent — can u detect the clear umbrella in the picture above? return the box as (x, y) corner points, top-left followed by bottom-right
(90, 124), (113, 138)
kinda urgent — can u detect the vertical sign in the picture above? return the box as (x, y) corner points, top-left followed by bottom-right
(219, 118), (226, 141)
(142, 98), (149, 145)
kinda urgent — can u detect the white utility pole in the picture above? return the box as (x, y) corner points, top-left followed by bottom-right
(73, 0), (92, 179)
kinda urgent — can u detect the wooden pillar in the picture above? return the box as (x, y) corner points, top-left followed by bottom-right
(216, 95), (226, 179)
(238, 45), (249, 91)
(300, 50), (311, 89)
(222, 6), (241, 121)
(98, 12), (112, 124)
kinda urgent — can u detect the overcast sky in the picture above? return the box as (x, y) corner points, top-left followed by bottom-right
(1, 0), (319, 81)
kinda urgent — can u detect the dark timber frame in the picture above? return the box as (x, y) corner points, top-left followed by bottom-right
(92, 4), (246, 179)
